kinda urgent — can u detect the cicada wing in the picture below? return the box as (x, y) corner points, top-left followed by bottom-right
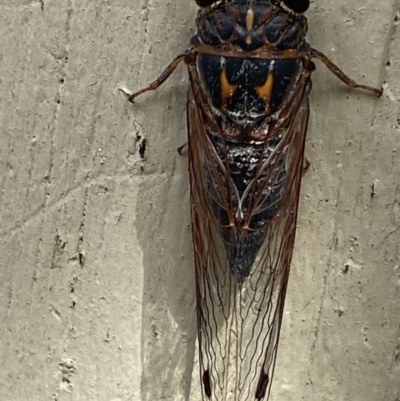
(249, 81), (311, 401)
(187, 61), (311, 401)
(187, 81), (236, 401)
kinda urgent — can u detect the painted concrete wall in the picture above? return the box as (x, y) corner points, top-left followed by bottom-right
(0, 1), (399, 400)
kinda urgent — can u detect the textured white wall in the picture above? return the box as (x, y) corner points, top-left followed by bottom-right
(0, 1), (399, 401)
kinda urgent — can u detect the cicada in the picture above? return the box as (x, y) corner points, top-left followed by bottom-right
(122, 1), (382, 400)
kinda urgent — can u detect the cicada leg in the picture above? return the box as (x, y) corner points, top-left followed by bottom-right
(303, 156), (311, 175)
(123, 49), (191, 103)
(310, 48), (383, 96)
(177, 141), (188, 155)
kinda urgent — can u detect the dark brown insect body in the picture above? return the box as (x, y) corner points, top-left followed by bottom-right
(122, 1), (381, 400)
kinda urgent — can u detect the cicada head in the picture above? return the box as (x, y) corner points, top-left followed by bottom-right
(281, 0), (310, 13)
(195, 0), (221, 7)
(196, 0), (309, 13)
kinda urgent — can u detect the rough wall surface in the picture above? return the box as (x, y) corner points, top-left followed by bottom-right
(0, 1), (399, 401)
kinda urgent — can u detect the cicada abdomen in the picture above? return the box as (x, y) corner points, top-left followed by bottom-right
(122, 0), (382, 400)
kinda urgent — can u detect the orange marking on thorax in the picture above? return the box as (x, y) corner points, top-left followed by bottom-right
(256, 70), (274, 113)
(220, 68), (238, 106)
(246, 7), (255, 31)
(245, 7), (254, 45)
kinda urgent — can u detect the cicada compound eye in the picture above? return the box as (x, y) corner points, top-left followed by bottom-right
(195, 0), (220, 7)
(281, 0), (310, 13)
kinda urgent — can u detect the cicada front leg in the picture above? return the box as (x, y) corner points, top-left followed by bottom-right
(310, 48), (383, 96)
(119, 49), (192, 103)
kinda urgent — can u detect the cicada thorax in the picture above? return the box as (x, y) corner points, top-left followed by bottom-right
(191, 1), (309, 278)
